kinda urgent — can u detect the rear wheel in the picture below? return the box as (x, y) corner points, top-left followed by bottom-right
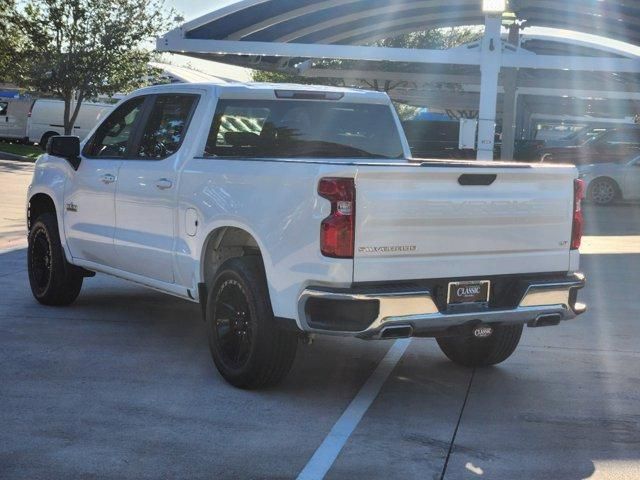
(588, 177), (619, 205)
(28, 213), (83, 305)
(206, 256), (298, 389)
(436, 324), (523, 367)
(39, 132), (57, 150)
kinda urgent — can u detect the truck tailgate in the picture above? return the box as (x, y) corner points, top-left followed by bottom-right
(353, 164), (576, 283)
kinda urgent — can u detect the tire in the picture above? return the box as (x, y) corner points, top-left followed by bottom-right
(436, 324), (523, 367)
(588, 177), (619, 206)
(39, 132), (57, 150)
(206, 256), (298, 389)
(28, 212), (83, 306)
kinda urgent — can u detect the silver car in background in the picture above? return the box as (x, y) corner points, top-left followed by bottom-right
(578, 155), (640, 205)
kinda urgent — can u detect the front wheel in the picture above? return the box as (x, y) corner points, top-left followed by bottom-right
(436, 324), (523, 367)
(28, 213), (83, 305)
(206, 256), (298, 389)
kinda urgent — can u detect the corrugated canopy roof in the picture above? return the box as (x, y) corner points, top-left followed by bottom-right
(179, 0), (640, 47)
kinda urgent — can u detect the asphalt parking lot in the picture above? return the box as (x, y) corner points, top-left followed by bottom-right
(1, 158), (639, 479)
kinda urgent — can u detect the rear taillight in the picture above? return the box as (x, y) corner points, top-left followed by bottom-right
(571, 179), (586, 250)
(318, 177), (355, 258)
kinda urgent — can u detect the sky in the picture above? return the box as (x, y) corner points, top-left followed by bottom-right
(166, 0), (237, 21)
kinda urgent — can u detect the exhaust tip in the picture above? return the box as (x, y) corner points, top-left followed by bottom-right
(529, 313), (562, 328)
(380, 325), (413, 339)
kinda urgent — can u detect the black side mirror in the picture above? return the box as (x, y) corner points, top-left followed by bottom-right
(46, 135), (81, 170)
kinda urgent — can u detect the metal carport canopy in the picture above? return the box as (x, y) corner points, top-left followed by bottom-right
(157, 0), (640, 160)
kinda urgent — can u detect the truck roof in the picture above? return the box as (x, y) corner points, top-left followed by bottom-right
(129, 81), (392, 104)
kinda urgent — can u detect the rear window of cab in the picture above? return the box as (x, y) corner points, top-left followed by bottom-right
(204, 99), (404, 159)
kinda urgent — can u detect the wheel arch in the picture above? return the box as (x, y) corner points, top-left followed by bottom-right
(28, 193), (57, 231)
(27, 186), (71, 262)
(200, 225), (269, 288)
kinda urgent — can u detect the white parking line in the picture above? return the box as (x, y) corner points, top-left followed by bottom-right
(296, 338), (412, 480)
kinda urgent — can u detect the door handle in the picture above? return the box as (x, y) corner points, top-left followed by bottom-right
(156, 178), (173, 190)
(100, 173), (116, 184)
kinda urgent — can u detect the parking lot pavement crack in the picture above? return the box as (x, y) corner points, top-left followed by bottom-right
(440, 368), (475, 480)
(520, 343), (640, 356)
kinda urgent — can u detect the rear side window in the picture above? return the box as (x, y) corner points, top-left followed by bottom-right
(84, 97), (145, 158)
(603, 130), (640, 145)
(204, 99), (404, 159)
(136, 94), (198, 159)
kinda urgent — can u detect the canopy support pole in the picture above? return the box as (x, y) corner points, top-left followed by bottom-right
(501, 71), (518, 160)
(501, 25), (520, 160)
(477, 14), (503, 161)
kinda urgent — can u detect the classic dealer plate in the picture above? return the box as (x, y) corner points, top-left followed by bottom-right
(447, 280), (491, 306)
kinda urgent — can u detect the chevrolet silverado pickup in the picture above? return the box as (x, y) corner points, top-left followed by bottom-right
(26, 83), (586, 389)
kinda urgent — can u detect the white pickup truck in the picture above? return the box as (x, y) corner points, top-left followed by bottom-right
(27, 83), (586, 388)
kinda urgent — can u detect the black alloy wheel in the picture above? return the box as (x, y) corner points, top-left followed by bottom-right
(213, 279), (254, 369)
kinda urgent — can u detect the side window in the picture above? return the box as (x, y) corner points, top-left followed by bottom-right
(136, 94), (197, 159)
(204, 104), (270, 157)
(604, 130), (640, 146)
(0, 102), (8, 116)
(84, 97), (145, 158)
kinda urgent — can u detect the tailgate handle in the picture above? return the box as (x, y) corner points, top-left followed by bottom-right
(458, 174), (497, 186)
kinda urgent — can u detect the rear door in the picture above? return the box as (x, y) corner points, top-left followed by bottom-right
(113, 93), (199, 283)
(64, 96), (147, 266)
(352, 163), (577, 283)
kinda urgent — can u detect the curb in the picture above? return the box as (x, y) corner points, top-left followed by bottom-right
(0, 151), (37, 162)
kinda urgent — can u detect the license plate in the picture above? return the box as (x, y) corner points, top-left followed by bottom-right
(447, 280), (490, 306)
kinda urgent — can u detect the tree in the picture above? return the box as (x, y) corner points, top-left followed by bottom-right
(252, 27), (481, 95)
(7, 0), (174, 134)
(0, 0), (19, 77)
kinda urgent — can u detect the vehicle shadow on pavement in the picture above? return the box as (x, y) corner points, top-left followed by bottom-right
(0, 160), (35, 174)
(584, 203), (640, 236)
(438, 251), (640, 480)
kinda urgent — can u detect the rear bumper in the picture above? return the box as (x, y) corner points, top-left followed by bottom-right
(298, 273), (586, 338)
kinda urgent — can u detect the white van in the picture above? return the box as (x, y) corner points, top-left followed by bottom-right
(0, 97), (34, 142)
(27, 99), (114, 148)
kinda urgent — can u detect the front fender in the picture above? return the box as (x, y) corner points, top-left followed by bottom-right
(28, 155), (73, 261)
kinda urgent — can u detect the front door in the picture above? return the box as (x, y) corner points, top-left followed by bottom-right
(64, 96), (146, 267)
(0, 101), (10, 137)
(113, 93), (199, 283)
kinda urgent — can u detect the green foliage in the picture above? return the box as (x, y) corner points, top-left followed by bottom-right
(251, 69), (345, 87)
(0, 0), (19, 76)
(393, 103), (421, 121)
(0, 141), (43, 160)
(251, 27), (481, 93)
(6, 0), (174, 133)
(374, 27), (481, 50)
